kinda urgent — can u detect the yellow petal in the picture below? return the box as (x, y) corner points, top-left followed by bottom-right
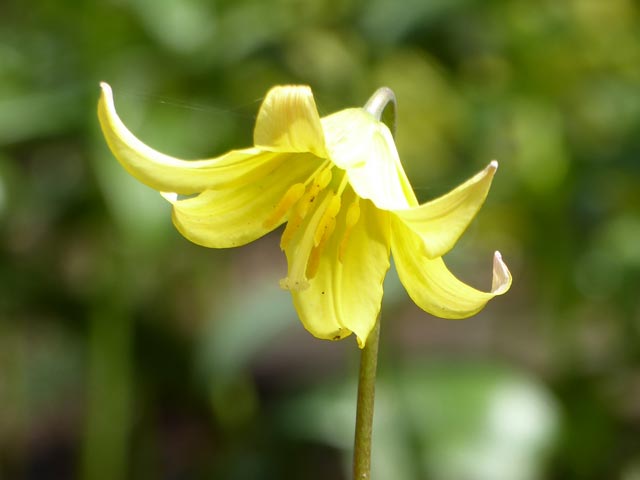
(98, 82), (279, 195)
(393, 161), (499, 259)
(391, 217), (511, 318)
(322, 108), (418, 210)
(163, 153), (322, 248)
(253, 85), (327, 158)
(289, 191), (391, 347)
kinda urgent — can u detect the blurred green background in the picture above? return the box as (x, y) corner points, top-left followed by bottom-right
(1, 0), (640, 478)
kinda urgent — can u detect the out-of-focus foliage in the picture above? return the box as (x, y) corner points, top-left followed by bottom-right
(282, 361), (557, 480)
(1, 0), (639, 478)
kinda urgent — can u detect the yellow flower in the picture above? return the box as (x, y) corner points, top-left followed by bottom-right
(98, 83), (511, 348)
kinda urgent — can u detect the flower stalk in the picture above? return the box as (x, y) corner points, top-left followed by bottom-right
(353, 315), (380, 479)
(352, 89), (395, 478)
(364, 87), (397, 136)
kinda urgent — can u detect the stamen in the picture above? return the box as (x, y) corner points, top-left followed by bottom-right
(279, 166), (334, 250)
(335, 170), (350, 197)
(296, 167), (333, 219)
(308, 218), (335, 274)
(263, 182), (306, 229)
(339, 197), (361, 262)
(314, 194), (341, 246)
(304, 160), (332, 188)
(305, 245), (323, 279)
(317, 167), (333, 189)
(307, 196), (341, 279)
(345, 197), (361, 227)
(280, 210), (303, 250)
(281, 191), (333, 290)
(279, 166), (352, 286)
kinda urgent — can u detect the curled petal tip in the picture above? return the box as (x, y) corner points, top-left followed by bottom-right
(488, 160), (499, 172)
(99, 82), (112, 96)
(491, 250), (512, 295)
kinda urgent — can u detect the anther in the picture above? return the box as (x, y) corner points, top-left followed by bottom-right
(263, 183), (306, 229)
(314, 194), (341, 246)
(304, 189), (344, 279)
(296, 167), (333, 219)
(305, 245), (323, 279)
(317, 167), (333, 189)
(339, 197), (360, 262)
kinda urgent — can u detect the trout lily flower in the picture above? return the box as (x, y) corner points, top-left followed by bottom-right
(98, 83), (511, 348)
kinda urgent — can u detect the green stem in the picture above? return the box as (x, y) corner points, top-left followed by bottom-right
(364, 87), (397, 136)
(353, 317), (381, 479)
(83, 304), (132, 480)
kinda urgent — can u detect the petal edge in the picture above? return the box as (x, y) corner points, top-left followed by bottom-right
(98, 82), (277, 194)
(254, 85), (327, 157)
(392, 217), (511, 319)
(322, 108), (418, 210)
(393, 161), (498, 258)
(163, 153), (322, 248)
(289, 195), (391, 347)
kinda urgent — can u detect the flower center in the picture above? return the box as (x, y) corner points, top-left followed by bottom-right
(265, 163), (361, 291)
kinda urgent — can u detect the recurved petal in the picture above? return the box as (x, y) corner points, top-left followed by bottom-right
(322, 108), (418, 210)
(99, 82), (278, 195)
(253, 85), (327, 158)
(290, 193), (391, 347)
(393, 161), (499, 259)
(391, 217), (511, 319)
(163, 153), (322, 248)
